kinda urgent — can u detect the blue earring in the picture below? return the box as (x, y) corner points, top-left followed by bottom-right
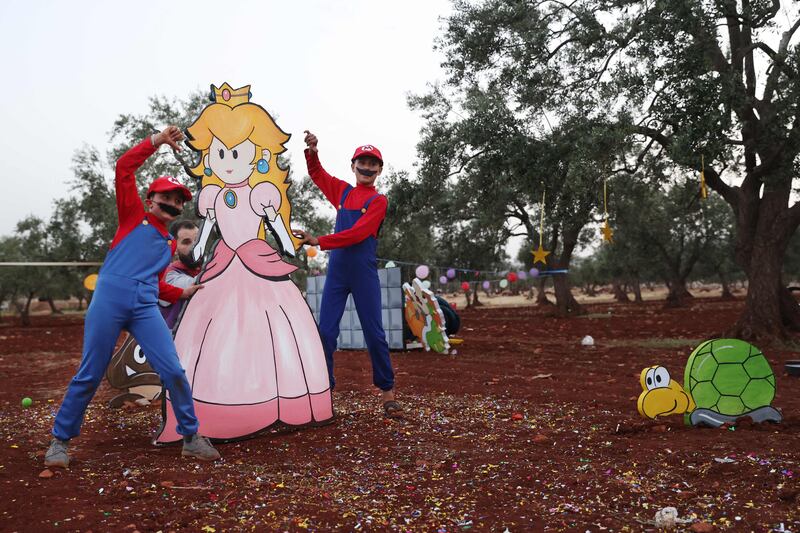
(204, 167), (213, 176)
(257, 159), (269, 174)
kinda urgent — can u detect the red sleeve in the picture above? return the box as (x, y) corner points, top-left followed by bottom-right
(110, 138), (157, 249)
(318, 195), (387, 250)
(158, 277), (183, 304)
(157, 240), (183, 303)
(305, 149), (350, 207)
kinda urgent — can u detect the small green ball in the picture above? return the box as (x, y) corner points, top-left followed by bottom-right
(21, 397), (32, 408)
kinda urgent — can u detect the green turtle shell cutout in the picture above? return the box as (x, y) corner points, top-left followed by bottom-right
(683, 339), (780, 427)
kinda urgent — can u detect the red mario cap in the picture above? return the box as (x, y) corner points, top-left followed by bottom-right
(147, 176), (192, 201)
(351, 144), (383, 165)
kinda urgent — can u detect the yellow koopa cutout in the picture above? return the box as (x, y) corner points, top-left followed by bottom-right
(83, 273), (98, 291)
(637, 365), (695, 419)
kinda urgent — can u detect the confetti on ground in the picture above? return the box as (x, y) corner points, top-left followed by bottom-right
(1, 301), (799, 530)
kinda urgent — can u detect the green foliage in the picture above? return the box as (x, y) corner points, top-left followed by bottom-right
(433, 0), (800, 329)
(377, 170), (439, 265)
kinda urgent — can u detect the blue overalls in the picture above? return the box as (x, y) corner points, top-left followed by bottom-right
(53, 218), (199, 441)
(318, 187), (394, 391)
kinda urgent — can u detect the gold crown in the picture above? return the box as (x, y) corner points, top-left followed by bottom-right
(211, 83), (251, 107)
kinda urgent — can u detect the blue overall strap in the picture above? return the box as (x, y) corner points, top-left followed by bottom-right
(362, 194), (381, 211)
(338, 186), (354, 209)
(362, 194), (384, 237)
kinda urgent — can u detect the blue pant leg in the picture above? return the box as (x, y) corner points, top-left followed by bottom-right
(129, 304), (198, 437)
(318, 271), (350, 389)
(53, 292), (126, 440)
(351, 269), (394, 391)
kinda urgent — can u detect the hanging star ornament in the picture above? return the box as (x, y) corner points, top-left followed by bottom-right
(601, 219), (614, 243)
(532, 244), (551, 265)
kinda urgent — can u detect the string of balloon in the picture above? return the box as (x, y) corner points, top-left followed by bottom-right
(372, 257), (568, 291)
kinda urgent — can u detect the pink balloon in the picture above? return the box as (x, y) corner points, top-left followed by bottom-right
(439, 276), (448, 284)
(415, 265), (430, 279)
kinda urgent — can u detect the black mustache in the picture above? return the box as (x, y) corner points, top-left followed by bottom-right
(156, 202), (182, 216)
(356, 167), (378, 177)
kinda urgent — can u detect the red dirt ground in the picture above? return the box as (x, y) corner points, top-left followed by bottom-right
(1, 298), (799, 532)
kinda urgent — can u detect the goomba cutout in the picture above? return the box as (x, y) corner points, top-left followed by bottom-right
(106, 334), (161, 407)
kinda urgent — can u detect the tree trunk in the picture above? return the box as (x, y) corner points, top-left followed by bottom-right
(17, 292), (34, 327)
(549, 223), (585, 316)
(465, 289), (473, 309)
(47, 297), (62, 315)
(727, 188), (800, 340)
(728, 237), (800, 340)
(471, 284), (483, 306)
(664, 278), (693, 308)
(718, 270), (734, 299)
(612, 280), (630, 302)
(525, 287), (534, 300)
(631, 277), (643, 303)
(554, 275), (584, 316)
(536, 278), (553, 306)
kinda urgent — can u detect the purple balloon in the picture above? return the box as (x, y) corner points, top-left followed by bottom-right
(529, 267), (540, 277)
(446, 268), (456, 279)
(439, 275), (448, 284)
(482, 280), (490, 290)
(517, 270), (527, 280)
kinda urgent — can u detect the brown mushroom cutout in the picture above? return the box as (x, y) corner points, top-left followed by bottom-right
(105, 333), (162, 408)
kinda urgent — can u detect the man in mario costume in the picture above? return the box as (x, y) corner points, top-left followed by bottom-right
(45, 126), (220, 468)
(294, 131), (402, 418)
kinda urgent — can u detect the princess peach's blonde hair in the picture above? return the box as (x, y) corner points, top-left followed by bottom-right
(186, 101), (299, 249)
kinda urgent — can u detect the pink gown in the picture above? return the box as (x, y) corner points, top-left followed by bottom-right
(155, 180), (333, 443)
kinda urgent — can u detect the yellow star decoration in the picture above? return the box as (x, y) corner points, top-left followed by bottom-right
(601, 220), (614, 243)
(531, 244), (551, 265)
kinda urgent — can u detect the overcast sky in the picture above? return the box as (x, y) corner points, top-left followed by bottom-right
(0, 0), (453, 237)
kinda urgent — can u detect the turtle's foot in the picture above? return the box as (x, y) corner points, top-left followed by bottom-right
(689, 409), (737, 428)
(690, 407), (782, 427)
(746, 406), (782, 424)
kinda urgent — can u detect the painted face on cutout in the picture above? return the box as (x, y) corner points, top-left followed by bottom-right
(206, 137), (257, 184)
(106, 335), (160, 389)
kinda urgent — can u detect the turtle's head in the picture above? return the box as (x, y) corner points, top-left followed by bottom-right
(637, 365), (696, 419)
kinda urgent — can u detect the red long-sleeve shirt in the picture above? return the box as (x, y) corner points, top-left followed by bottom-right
(305, 149), (387, 250)
(110, 137), (183, 304)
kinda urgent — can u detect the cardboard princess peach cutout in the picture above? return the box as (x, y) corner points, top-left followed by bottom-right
(155, 83), (333, 443)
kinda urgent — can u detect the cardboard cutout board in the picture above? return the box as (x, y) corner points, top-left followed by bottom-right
(637, 338), (782, 427)
(402, 278), (450, 353)
(305, 267), (405, 350)
(106, 334), (162, 408)
(155, 83), (333, 443)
